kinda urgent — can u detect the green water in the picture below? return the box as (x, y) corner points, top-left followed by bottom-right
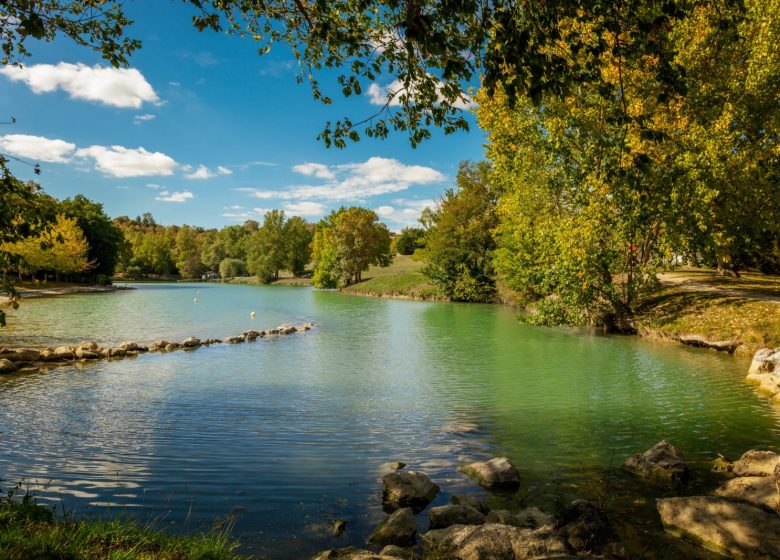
(0, 283), (776, 558)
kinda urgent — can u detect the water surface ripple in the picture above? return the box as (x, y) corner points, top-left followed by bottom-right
(0, 283), (777, 557)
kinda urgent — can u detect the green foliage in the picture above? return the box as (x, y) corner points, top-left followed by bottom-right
(219, 258), (246, 279)
(423, 162), (497, 303)
(395, 227), (425, 255)
(58, 194), (124, 279)
(0, 484), (240, 560)
(312, 207), (393, 287)
(247, 210), (287, 283)
(283, 216), (313, 276)
(1, 1), (140, 67)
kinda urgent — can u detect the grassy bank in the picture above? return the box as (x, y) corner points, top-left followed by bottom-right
(636, 270), (780, 356)
(0, 494), (240, 560)
(339, 255), (444, 300)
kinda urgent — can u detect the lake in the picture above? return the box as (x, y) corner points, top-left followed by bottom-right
(0, 282), (777, 558)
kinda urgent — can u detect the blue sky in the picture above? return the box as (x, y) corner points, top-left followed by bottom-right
(0, 1), (485, 231)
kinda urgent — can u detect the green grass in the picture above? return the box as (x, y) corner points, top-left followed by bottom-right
(340, 255), (444, 300)
(636, 288), (780, 355)
(0, 495), (242, 560)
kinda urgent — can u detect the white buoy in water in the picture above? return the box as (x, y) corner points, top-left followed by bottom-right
(194, 298), (199, 304)
(250, 311), (256, 319)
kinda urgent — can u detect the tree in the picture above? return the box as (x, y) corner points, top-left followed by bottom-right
(284, 216), (313, 276)
(395, 227), (425, 255)
(312, 207), (392, 287)
(58, 194), (124, 281)
(247, 210), (287, 283)
(219, 257), (246, 279)
(423, 162), (497, 302)
(0, 174), (56, 325)
(2, 213), (91, 282)
(49, 214), (92, 281)
(175, 226), (206, 278)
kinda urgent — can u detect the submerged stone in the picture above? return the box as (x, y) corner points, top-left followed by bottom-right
(460, 457), (520, 489)
(623, 440), (688, 485)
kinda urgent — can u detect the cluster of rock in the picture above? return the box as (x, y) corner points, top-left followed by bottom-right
(746, 347), (780, 401)
(314, 456), (622, 560)
(0, 323), (314, 375)
(657, 449), (780, 558)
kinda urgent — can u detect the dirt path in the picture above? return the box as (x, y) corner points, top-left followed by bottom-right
(657, 272), (780, 304)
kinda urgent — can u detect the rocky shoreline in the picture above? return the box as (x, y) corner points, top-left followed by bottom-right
(313, 442), (780, 560)
(0, 322), (314, 376)
(746, 346), (780, 402)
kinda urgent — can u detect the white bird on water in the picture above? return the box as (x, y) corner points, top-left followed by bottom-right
(250, 311), (256, 319)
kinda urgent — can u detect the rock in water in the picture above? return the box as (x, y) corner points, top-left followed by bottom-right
(732, 450), (780, 477)
(715, 476), (780, 512)
(623, 440), (688, 485)
(460, 457), (520, 489)
(450, 494), (489, 514)
(555, 499), (618, 555)
(428, 505), (485, 529)
(368, 507), (416, 546)
(0, 358), (19, 374)
(658, 496), (780, 558)
(382, 471), (439, 512)
(181, 336), (201, 348)
(422, 523), (570, 560)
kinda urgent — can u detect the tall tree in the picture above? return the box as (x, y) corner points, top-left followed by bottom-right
(283, 216), (313, 276)
(58, 195), (124, 281)
(312, 207), (392, 287)
(247, 210), (287, 283)
(423, 162), (497, 302)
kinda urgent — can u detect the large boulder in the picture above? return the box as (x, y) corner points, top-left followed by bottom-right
(623, 440), (688, 485)
(0, 358), (19, 374)
(422, 523), (571, 560)
(103, 347), (127, 358)
(119, 341), (138, 351)
(715, 476), (780, 512)
(428, 505), (485, 529)
(382, 471), (439, 512)
(224, 335), (245, 344)
(748, 347), (780, 375)
(460, 457), (520, 489)
(732, 450), (780, 477)
(658, 496), (780, 558)
(368, 507), (416, 546)
(181, 336), (201, 348)
(746, 349), (780, 399)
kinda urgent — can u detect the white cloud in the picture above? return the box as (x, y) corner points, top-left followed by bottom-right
(283, 201), (325, 216)
(186, 164), (232, 180)
(0, 134), (75, 163)
(367, 78), (475, 110)
(156, 190), (193, 203)
(243, 157), (444, 203)
(146, 183), (162, 189)
(168, 81), (181, 87)
(76, 145), (178, 177)
(293, 162), (335, 180)
(0, 63), (159, 108)
(376, 205), (395, 218)
(226, 204), (244, 210)
(133, 113), (156, 124)
(374, 199), (435, 229)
